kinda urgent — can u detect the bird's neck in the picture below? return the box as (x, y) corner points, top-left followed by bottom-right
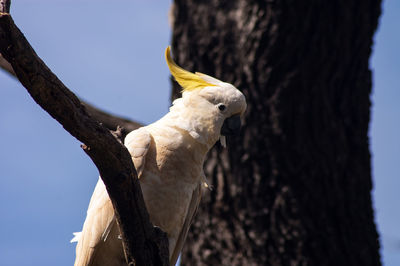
(162, 104), (221, 149)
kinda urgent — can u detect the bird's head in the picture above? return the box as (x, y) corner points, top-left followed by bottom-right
(165, 46), (246, 148)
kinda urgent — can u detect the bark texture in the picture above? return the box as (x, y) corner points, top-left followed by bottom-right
(171, 1), (381, 265)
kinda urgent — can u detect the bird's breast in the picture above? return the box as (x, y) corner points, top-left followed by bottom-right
(139, 170), (198, 239)
(139, 126), (206, 239)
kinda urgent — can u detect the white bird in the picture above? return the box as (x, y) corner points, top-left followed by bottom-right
(71, 46), (247, 266)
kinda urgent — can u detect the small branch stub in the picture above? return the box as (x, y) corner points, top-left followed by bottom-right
(81, 144), (91, 151)
(111, 125), (125, 143)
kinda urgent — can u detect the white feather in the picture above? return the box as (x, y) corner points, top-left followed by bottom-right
(70, 232), (82, 243)
(220, 135), (226, 148)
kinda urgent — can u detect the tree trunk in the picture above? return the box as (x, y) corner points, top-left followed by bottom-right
(170, 0), (381, 265)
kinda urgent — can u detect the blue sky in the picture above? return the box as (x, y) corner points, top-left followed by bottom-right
(371, 1), (400, 264)
(0, 1), (398, 265)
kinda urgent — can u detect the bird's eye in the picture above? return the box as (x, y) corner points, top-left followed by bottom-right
(218, 104), (226, 111)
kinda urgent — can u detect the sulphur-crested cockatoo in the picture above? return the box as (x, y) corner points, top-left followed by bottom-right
(71, 46), (246, 266)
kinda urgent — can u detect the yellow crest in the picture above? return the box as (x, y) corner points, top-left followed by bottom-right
(165, 46), (216, 92)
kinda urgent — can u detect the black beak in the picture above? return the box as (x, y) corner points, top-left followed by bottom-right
(221, 114), (241, 136)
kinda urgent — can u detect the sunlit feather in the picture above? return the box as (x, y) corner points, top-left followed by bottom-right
(165, 46), (216, 92)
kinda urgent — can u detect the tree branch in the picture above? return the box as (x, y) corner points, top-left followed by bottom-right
(0, 3), (168, 266)
(0, 50), (142, 138)
(82, 101), (142, 139)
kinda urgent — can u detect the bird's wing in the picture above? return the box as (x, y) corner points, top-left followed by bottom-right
(74, 178), (117, 266)
(74, 127), (152, 265)
(124, 127), (152, 177)
(170, 182), (202, 265)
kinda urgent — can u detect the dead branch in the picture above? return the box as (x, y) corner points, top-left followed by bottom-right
(0, 1), (168, 265)
(0, 51), (142, 138)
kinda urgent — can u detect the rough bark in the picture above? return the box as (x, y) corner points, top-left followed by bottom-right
(171, 0), (381, 265)
(0, 2), (168, 265)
